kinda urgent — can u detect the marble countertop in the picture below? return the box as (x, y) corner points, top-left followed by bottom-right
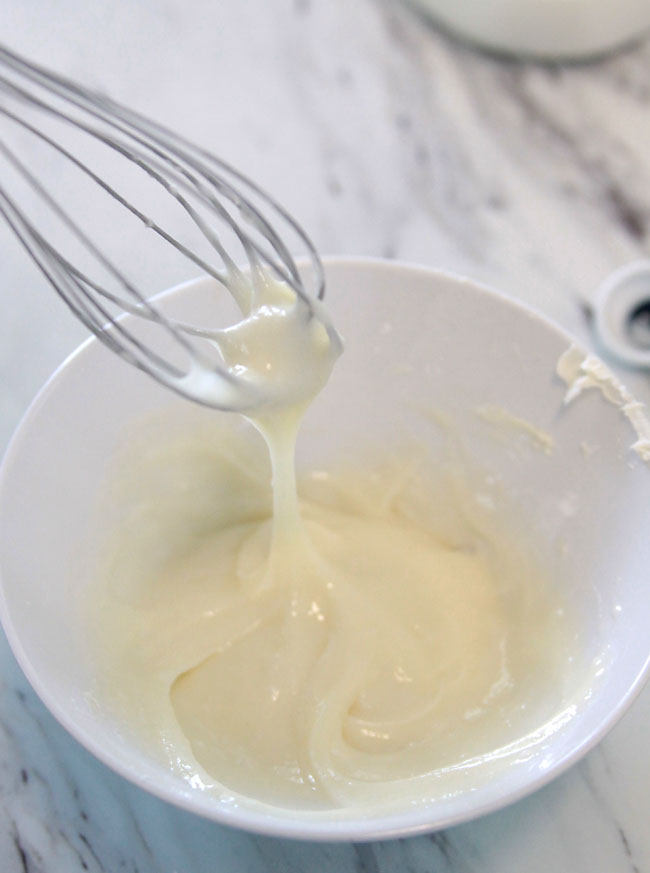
(1, 1), (650, 870)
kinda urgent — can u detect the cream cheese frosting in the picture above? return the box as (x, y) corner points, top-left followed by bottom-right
(91, 275), (579, 811)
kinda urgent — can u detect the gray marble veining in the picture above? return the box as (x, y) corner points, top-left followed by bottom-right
(1, 1), (650, 870)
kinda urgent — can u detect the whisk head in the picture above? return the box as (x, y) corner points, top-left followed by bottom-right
(0, 45), (333, 411)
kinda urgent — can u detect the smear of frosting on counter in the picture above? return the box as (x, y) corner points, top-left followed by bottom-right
(557, 345), (650, 463)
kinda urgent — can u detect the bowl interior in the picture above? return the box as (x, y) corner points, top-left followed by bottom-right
(1, 258), (649, 840)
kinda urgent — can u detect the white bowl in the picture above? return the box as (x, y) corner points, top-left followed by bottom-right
(1, 258), (649, 841)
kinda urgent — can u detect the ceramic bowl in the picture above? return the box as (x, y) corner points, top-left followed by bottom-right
(1, 258), (649, 841)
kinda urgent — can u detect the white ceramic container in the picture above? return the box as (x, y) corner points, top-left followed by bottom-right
(408, 0), (650, 60)
(0, 258), (649, 840)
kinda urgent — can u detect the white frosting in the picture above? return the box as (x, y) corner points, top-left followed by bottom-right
(557, 345), (650, 463)
(94, 427), (576, 811)
(177, 270), (342, 413)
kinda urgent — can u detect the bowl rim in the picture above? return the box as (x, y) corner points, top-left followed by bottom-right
(1, 255), (649, 842)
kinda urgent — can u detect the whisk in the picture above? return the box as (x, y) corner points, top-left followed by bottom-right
(0, 45), (334, 410)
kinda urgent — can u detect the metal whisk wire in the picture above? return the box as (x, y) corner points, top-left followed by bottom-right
(0, 44), (326, 409)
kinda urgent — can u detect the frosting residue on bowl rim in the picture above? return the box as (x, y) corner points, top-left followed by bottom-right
(556, 344), (650, 463)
